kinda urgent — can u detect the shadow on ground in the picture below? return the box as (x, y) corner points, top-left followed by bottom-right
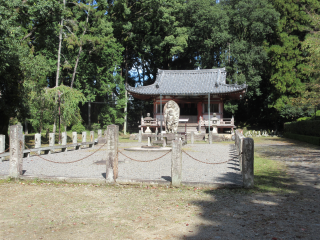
(182, 139), (320, 239)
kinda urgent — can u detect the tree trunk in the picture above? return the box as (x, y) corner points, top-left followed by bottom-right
(123, 46), (128, 135)
(56, 0), (65, 87)
(70, 45), (82, 88)
(53, 0), (65, 133)
(70, 2), (91, 89)
(55, 18), (63, 86)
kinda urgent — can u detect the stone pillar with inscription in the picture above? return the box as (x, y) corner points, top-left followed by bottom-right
(171, 139), (182, 187)
(242, 138), (254, 188)
(9, 125), (24, 178)
(106, 125), (119, 183)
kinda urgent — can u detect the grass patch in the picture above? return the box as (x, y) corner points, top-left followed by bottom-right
(253, 155), (295, 194)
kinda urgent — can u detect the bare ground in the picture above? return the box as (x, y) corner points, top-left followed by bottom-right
(0, 137), (319, 240)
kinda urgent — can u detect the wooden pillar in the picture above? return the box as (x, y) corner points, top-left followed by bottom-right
(197, 102), (203, 123)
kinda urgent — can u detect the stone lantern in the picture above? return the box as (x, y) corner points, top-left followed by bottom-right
(211, 113), (219, 134)
(144, 113), (153, 133)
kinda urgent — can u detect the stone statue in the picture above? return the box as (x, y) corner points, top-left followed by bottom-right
(163, 100), (180, 133)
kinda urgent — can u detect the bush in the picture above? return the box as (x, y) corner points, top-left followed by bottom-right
(284, 133), (320, 146)
(284, 120), (320, 137)
(296, 116), (312, 121)
(43, 124), (56, 133)
(71, 123), (86, 134)
(91, 123), (101, 133)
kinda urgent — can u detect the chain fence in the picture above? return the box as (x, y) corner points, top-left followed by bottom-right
(23, 142), (107, 164)
(118, 150), (172, 163)
(182, 149), (231, 165)
(0, 147), (10, 154)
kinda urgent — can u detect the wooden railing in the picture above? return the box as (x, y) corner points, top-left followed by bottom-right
(140, 116), (234, 127)
(200, 117), (234, 126)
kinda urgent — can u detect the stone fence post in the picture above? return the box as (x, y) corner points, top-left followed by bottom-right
(35, 133), (41, 148)
(61, 132), (67, 146)
(35, 133), (41, 154)
(98, 129), (102, 138)
(82, 131), (87, 142)
(171, 139), (182, 187)
(191, 132), (194, 144)
(242, 137), (254, 188)
(48, 133), (55, 154)
(106, 125), (119, 183)
(0, 135), (5, 153)
(138, 130), (142, 143)
(90, 131), (94, 142)
(9, 125), (23, 178)
(49, 133), (55, 147)
(81, 131), (87, 148)
(72, 132), (77, 144)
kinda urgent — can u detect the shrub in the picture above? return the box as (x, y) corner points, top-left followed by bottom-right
(71, 123), (86, 134)
(284, 120), (320, 137)
(91, 123), (101, 133)
(296, 116), (312, 121)
(284, 133), (320, 146)
(43, 124), (56, 133)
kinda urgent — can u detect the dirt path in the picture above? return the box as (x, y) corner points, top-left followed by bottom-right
(0, 137), (319, 240)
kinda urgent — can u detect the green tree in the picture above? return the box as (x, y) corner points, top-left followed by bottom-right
(294, 10), (320, 110)
(267, 0), (320, 119)
(27, 85), (86, 133)
(0, 0), (56, 142)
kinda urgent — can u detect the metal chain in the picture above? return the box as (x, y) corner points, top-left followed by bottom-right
(182, 149), (231, 165)
(0, 147), (10, 154)
(24, 142), (107, 164)
(118, 150), (171, 162)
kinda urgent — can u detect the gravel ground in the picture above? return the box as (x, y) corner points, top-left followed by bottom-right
(1, 138), (320, 239)
(0, 142), (242, 186)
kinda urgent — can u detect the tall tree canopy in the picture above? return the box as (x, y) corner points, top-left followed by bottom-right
(1, 0), (319, 134)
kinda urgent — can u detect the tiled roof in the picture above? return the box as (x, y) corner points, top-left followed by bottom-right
(126, 68), (246, 96)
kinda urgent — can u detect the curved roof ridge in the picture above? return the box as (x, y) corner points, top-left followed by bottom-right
(127, 67), (246, 96)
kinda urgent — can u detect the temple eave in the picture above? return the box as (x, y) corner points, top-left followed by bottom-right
(128, 89), (246, 100)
